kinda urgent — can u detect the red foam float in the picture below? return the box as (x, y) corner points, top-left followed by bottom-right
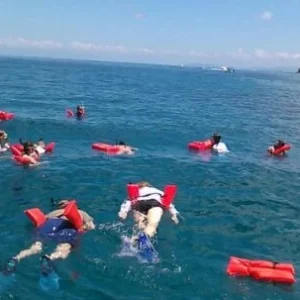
(188, 139), (213, 151)
(24, 208), (47, 227)
(13, 155), (38, 165)
(0, 111), (14, 121)
(10, 145), (22, 156)
(127, 184), (139, 201)
(67, 109), (74, 117)
(162, 185), (177, 208)
(64, 200), (84, 231)
(92, 143), (120, 154)
(45, 142), (55, 153)
(227, 256), (295, 285)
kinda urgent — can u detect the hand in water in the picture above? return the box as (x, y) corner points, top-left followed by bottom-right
(171, 214), (179, 224)
(118, 211), (127, 220)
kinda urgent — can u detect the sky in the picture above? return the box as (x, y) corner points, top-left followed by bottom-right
(0, 0), (300, 68)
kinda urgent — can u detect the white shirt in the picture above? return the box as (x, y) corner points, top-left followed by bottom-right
(35, 145), (46, 154)
(213, 142), (229, 153)
(119, 186), (179, 216)
(0, 143), (9, 152)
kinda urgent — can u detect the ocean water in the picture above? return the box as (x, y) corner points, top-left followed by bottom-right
(0, 57), (300, 299)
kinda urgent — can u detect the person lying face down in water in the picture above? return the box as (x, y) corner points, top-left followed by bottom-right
(0, 130), (10, 151)
(211, 133), (229, 153)
(118, 181), (179, 241)
(117, 141), (136, 155)
(3, 200), (95, 275)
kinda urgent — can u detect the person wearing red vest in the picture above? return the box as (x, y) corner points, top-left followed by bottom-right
(3, 200), (95, 275)
(118, 181), (179, 240)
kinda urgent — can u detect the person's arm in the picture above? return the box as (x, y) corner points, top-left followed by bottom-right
(26, 155), (38, 164)
(80, 211), (95, 230)
(168, 204), (180, 224)
(118, 200), (132, 219)
(46, 209), (65, 219)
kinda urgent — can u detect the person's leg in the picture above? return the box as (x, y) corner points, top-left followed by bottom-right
(130, 211), (147, 243)
(48, 243), (72, 261)
(4, 241), (43, 273)
(14, 241), (43, 261)
(133, 211), (147, 230)
(144, 207), (164, 238)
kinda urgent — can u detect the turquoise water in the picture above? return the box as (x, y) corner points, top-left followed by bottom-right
(1, 57), (300, 299)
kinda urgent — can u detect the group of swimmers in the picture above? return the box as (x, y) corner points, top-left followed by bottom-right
(3, 181), (179, 280)
(0, 105), (291, 286)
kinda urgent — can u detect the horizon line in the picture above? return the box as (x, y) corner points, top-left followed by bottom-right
(0, 53), (298, 73)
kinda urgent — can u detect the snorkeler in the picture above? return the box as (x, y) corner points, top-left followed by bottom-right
(0, 130), (10, 152)
(76, 105), (85, 117)
(3, 200), (95, 275)
(118, 181), (179, 240)
(211, 133), (229, 153)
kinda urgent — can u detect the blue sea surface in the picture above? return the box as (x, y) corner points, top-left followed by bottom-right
(0, 57), (300, 299)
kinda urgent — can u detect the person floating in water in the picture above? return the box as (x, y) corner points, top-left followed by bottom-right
(118, 181), (179, 241)
(268, 140), (288, 155)
(211, 133), (229, 153)
(3, 200), (95, 276)
(117, 141), (136, 155)
(76, 105), (85, 118)
(21, 141), (40, 164)
(0, 130), (10, 152)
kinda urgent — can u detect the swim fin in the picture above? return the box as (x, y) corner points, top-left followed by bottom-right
(39, 255), (59, 291)
(3, 258), (17, 275)
(137, 232), (158, 263)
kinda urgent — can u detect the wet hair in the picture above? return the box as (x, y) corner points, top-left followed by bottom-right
(23, 141), (31, 148)
(136, 181), (151, 188)
(57, 200), (69, 209)
(118, 141), (126, 146)
(275, 140), (285, 147)
(23, 141), (34, 155)
(212, 133), (221, 144)
(23, 145), (31, 155)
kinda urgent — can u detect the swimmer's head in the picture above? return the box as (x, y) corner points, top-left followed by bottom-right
(118, 141), (126, 146)
(136, 181), (151, 188)
(57, 200), (70, 209)
(24, 143), (34, 155)
(212, 133), (221, 144)
(0, 131), (7, 139)
(276, 140), (285, 147)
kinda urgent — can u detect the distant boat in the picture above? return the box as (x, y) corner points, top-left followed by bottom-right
(297, 68), (300, 74)
(221, 66), (235, 73)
